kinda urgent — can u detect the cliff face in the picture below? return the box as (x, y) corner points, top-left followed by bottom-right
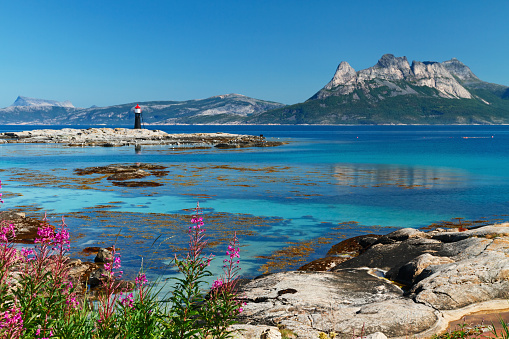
(313, 54), (473, 100)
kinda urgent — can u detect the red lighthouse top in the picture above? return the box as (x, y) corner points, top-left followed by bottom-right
(135, 104), (141, 109)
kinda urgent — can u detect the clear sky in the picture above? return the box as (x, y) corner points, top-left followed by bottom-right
(1, 0), (507, 108)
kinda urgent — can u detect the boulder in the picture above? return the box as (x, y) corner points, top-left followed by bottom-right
(238, 270), (437, 338)
(409, 251), (509, 310)
(94, 248), (114, 263)
(385, 253), (454, 286)
(333, 237), (443, 273)
(239, 224), (509, 337)
(229, 325), (283, 339)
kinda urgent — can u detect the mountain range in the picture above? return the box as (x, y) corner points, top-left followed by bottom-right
(2, 54), (508, 125)
(0, 94), (284, 125)
(247, 54), (509, 124)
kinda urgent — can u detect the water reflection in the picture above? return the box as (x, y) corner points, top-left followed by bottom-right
(332, 164), (465, 189)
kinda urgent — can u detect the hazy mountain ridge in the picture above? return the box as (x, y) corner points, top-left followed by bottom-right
(11, 96), (75, 108)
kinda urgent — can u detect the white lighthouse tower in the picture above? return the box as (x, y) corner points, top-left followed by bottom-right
(134, 104), (142, 129)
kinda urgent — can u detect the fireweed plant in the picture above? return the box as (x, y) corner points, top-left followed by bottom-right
(160, 203), (244, 338)
(0, 179), (243, 339)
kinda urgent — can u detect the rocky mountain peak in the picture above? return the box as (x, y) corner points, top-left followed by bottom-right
(376, 54), (410, 70)
(441, 58), (480, 83)
(314, 54), (474, 100)
(325, 61), (357, 90)
(12, 96), (75, 108)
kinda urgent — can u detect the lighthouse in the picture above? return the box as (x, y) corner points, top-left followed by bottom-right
(134, 104), (142, 129)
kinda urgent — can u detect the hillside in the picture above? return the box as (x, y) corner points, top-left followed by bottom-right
(2, 55), (508, 125)
(0, 94), (284, 125)
(246, 54), (509, 124)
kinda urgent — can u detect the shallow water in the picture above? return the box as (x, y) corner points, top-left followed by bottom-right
(1, 125), (508, 284)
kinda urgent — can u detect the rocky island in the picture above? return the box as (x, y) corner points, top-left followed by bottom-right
(0, 127), (284, 148)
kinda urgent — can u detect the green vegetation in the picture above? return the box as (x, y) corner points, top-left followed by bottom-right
(0, 178), (245, 339)
(248, 82), (509, 125)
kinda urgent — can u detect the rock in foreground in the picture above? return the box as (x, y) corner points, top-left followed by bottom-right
(238, 224), (509, 338)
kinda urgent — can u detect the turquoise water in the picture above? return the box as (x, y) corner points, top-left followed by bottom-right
(1, 125), (508, 282)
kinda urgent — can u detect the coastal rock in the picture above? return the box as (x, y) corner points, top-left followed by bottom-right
(0, 211), (43, 243)
(94, 248), (114, 263)
(238, 269), (437, 338)
(106, 169), (150, 181)
(111, 181), (163, 187)
(387, 253), (454, 286)
(410, 251), (509, 310)
(88, 267), (109, 288)
(239, 223), (509, 337)
(0, 128), (282, 149)
(333, 234), (443, 273)
(356, 332), (387, 339)
(298, 234), (381, 272)
(228, 324), (284, 339)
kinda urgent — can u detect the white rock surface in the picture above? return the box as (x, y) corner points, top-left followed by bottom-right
(318, 54), (474, 100)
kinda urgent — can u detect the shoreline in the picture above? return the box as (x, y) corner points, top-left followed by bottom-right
(0, 127), (286, 148)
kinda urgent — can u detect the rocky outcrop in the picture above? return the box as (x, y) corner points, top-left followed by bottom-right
(314, 54), (475, 100)
(238, 270), (437, 338)
(0, 128), (284, 148)
(239, 223), (509, 338)
(0, 211), (42, 244)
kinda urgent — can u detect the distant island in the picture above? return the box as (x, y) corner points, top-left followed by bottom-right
(1, 54), (508, 125)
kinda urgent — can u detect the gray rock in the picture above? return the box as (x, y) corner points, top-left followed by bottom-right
(410, 251), (509, 310)
(260, 328), (282, 339)
(238, 270), (437, 337)
(237, 224), (509, 338)
(228, 325), (283, 339)
(356, 332), (387, 339)
(94, 248), (114, 263)
(334, 236), (443, 273)
(386, 253), (454, 286)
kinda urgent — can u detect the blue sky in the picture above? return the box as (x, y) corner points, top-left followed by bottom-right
(1, 0), (507, 108)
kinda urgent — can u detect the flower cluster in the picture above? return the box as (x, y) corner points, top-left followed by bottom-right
(104, 251), (123, 279)
(0, 305), (24, 338)
(0, 222), (15, 243)
(223, 232), (241, 281)
(119, 292), (135, 308)
(135, 273), (148, 288)
(35, 327), (53, 339)
(211, 278), (224, 290)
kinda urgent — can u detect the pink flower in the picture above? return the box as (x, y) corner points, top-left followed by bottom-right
(135, 273), (148, 288)
(0, 305), (24, 329)
(0, 222), (15, 243)
(212, 279), (224, 289)
(120, 292), (134, 308)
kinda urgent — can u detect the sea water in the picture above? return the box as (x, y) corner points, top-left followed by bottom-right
(1, 125), (508, 283)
